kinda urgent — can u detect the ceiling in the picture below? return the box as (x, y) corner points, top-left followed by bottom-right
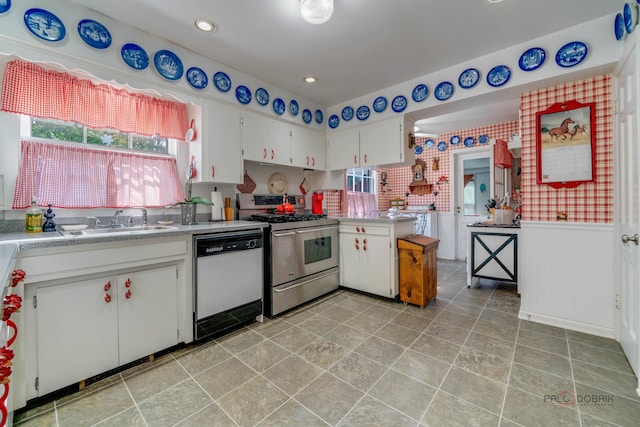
(68, 0), (625, 133)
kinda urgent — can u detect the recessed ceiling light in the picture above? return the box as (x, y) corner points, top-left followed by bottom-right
(303, 76), (318, 84)
(194, 19), (217, 33)
(487, 0), (505, 3)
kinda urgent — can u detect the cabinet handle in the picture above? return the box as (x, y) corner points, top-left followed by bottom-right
(312, 157), (315, 166)
(355, 244), (359, 250)
(364, 154), (367, 163)
(363, 246), (367, 251)
(306, 156), (309, 165)
(271, 149), (274, 160)
(355, 238), (359, 244)
(362, 227), (366, 233)
(211, 165), (215, 178)
(125, 289), (132, 299)
(263, 148), (267, 159)
(363, 239), (367, 244)
(354, 155), (357, 165)
(104, 281), (111, 292)
(125, 278), (131, 288)
(104, 293), (111, 303)
(356, 226), (360, 232)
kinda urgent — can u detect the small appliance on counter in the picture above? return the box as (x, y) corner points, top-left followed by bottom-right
(210, 187), (224, 221)
(312, 192), (324, 214)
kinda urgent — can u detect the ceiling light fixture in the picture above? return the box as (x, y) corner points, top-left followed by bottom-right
(303, 75), (318, 83)
(300, 0), (334, 25)
(487, 0), (505, 3)
(194, 19), (217, 33)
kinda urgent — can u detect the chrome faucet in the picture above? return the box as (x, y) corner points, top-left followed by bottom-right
(139, 208), (148, 226)
(111, 209), (123, 226)
(127, 208), (148, 227)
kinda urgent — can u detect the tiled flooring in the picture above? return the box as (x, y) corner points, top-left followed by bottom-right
(14, 260), (640, 426)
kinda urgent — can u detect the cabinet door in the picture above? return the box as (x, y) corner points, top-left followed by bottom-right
(359, 117), (403, 167)
(36, 278), (119, 396)
(339, 232), (392, 297)
(117, 266), (178, 365)
(203, 101), (243, 184)
(339, 233), (363, 288)
(291, 125), (326, 170)
(241, 111), (291, 166)
(327, 128), (360, 170)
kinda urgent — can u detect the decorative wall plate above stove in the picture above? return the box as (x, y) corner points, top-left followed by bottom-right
(268, 173), (288, 194)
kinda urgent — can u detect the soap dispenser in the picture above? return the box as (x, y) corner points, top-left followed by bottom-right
(43, 204), (57, 232)
(25, 199), (42, 233)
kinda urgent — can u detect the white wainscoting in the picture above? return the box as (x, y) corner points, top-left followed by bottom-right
(437, 212), (456, 260)
(519, 221), (615, 338)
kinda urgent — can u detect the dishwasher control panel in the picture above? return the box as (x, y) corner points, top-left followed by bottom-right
(195, 231), (263, 257)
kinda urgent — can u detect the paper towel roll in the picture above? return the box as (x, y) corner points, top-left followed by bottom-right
(210, 191), (224, 221)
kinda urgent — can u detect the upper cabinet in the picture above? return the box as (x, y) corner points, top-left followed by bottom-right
(327, 116), (415, 170)
(291, 125), (326, 170)
(241, 111), (291, 166)
(200, 101), (243, 184)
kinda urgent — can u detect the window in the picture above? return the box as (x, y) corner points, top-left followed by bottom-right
(346, 168), (375, 193)
(30, 117), (169, 153)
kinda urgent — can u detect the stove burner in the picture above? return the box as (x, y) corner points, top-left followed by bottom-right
(251, 213), (327, 223)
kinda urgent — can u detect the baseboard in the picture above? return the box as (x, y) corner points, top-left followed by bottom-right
(518, 310), (615, 339)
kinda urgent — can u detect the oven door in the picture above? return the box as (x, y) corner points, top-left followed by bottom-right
(271, 230), (299, 286)
(295, 225), (339, 278)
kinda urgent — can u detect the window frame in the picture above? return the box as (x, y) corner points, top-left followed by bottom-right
(346, 168), (377, 194)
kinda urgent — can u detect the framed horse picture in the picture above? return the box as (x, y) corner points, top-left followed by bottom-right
(536, 100), (596, 188)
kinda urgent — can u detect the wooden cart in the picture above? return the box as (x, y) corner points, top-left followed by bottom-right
(397, 235), (439, 307)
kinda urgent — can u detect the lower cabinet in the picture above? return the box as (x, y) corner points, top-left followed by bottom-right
(339, 220), (414, 298)
(35, 265), (178, 396)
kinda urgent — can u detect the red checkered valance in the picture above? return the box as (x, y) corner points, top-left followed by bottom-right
(1, 60), (188, 140)
(13, 140), (186, 209)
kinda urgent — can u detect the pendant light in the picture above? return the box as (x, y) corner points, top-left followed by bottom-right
(300, 0), (334, 24)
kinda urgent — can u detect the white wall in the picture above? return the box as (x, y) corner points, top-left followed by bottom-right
(519, 221), (615, 338)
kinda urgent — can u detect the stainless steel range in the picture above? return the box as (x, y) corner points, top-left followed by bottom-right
(237, 194), (339, 317)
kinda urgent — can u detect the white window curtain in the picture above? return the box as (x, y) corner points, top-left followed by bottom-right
(13, 141), (185, 209)
(341, 191), (377, 218)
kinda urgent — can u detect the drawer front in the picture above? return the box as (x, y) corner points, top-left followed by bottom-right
(338, 224), (390, 236)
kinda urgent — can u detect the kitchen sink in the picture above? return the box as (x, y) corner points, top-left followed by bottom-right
(59, 225), (179, 237)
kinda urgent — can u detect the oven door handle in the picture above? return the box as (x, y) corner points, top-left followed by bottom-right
(294, 226), (338, 234)
(273, 270), (338, 292)
(272, 231), (296, 237)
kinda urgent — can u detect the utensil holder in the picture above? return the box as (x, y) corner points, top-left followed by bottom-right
(181, 203), (197, 225)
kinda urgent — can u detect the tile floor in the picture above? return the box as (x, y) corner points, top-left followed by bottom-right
(14, 260), (640, 426)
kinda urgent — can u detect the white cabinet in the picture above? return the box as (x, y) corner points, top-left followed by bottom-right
(241, 111), (291, 166)
(327, 116), (415, 170)
(291, 125), (326, 170)
(35, 265), (178, 396)
(201, 101), (243, 184)
(339, 220), (414, 298)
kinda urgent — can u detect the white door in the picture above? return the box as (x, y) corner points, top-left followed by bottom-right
(453, 147), (493, 260)
(614, 37), (640, 395)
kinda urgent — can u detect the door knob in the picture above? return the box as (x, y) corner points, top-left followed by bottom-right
(621, 233), (639, 245)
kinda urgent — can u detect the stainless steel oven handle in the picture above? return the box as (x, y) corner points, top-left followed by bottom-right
(273, 270), (338, 292)
(294, 226), (338, 234)
(272, 231), (296, 237)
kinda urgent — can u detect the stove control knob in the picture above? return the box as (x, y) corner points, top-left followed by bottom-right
(247, 239), (257, 249)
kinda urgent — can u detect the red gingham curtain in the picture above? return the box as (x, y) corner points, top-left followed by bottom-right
(341, 191), (377, 218)
(1, 60), (188, 140)
(13, 141), (186, 209)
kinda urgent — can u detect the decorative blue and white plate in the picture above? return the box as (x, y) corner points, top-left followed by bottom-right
(437, 141), (447, 152)
(373, 96), (388, 113)
(412, 84), (429, 102)
(213, 71), (231, 92)
(273, 98), (286, 115)
(302, 109), (312, 124)
(78, 19), (111, 49)
(555, 41), (588, 68)
(186, 67), (208, 90)
(289, 99), (299, 116)
(458, 68), (480, 89)
(342, 106), (354, 121)
(255, 88), (269, 106)
(450, 135), (461, 145)
(235, 85), (251, 104)
(615, 12), (625, 40)
(315, 109), (323, 124)
(391, 95), (408, 113)
(328, 114), (339, 129)
(356, 105), (370, 121)
(154, 50), (183, 80)
(487, 65), (511, 87)
(463, 136), (475, 147)
(121, 43), (149, 70)
(415, 145), (423, 155)
(0, 0), (11, 14)
(624, 2), (638, 34)
(425, 139), (435, 148)
(478, 134), (489, 144)
(24, 8), (66, 42)
(519, 47), (546, 72)
(435, 82), (454, 101)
